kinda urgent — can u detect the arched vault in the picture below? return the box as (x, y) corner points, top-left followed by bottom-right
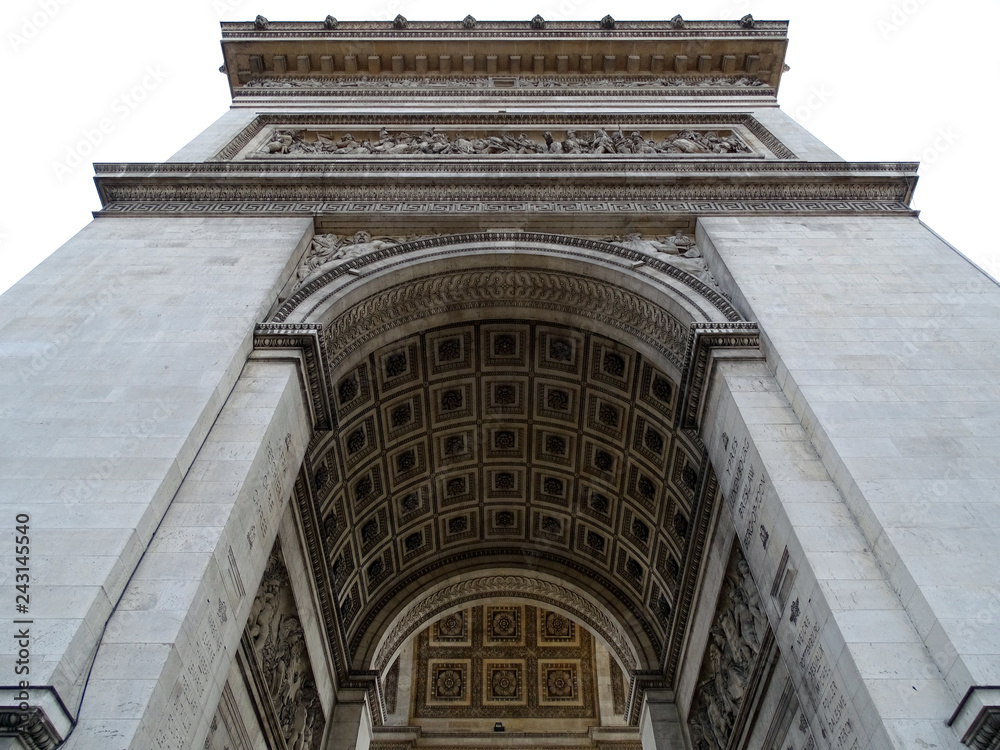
(254, 231), (760, 724)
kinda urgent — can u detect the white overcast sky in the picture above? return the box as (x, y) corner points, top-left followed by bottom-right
(0, 0), (997, 295)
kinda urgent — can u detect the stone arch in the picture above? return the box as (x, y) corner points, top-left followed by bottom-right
(257, 230), (754, 724)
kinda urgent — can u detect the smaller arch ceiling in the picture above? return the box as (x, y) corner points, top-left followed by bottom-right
(388, 598), (626, 732)
(283, 233), (739, 686)
(371, 573), (643, 678)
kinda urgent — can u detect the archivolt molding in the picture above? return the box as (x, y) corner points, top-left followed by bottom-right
(272, 231), (739, 326)
(323, 268), (691, 371)
(371, 575), (640, 675)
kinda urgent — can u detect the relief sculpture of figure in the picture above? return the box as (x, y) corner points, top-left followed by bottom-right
(296, 232), (403, 286)
(261, 128), (750, 157)
(611, 232), (718, 286)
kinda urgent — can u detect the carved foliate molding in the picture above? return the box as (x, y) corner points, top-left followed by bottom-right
(371, 575), (639, 676)
(321, 268), (690, 371)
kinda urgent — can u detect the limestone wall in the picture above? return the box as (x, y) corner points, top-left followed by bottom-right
(0, 216), (311, 740)
(700, 215), (1000, 747)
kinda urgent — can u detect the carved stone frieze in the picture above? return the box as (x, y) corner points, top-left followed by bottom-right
(688, 545), (768, 750)
(99, 198), (915, 218)
(259, 127), (752, 157)
(202, 112), (796, 161)
(296, 233), (424, 287)
(608, 232), (719, 287)
(96, 181), (912, 207)
(247, 543), (325, 750)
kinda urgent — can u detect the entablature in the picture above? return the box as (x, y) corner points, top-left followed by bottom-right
(92, 156), (919, 218)
(220, 17), (788, 103)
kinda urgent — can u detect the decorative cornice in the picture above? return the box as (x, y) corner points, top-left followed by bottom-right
(0, 710), (61, 750)
(93, 160), (921, 177)
(252, 324), (334, 431)
(95, 183), (912, 206)
(219, 19), (788, 99)
(963, 705), (1000, 750)
(678, 322), (763, 430)
(221, 19), (789, 36)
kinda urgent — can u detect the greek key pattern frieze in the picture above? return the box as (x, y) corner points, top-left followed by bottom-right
(97, 199), (915, 217)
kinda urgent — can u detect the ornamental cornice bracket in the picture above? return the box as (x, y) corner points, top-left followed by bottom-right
(962, 705), (1000, 750)
(625, 670), (671, 726)
(253, 323), (334, 431)
(0, 688), (73, 750)
(677, 322), (763, 431)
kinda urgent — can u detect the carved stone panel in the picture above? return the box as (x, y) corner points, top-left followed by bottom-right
(258, 127), (753, 157)
(687, 543), (769, 750)
(247, 542), (326, 750)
